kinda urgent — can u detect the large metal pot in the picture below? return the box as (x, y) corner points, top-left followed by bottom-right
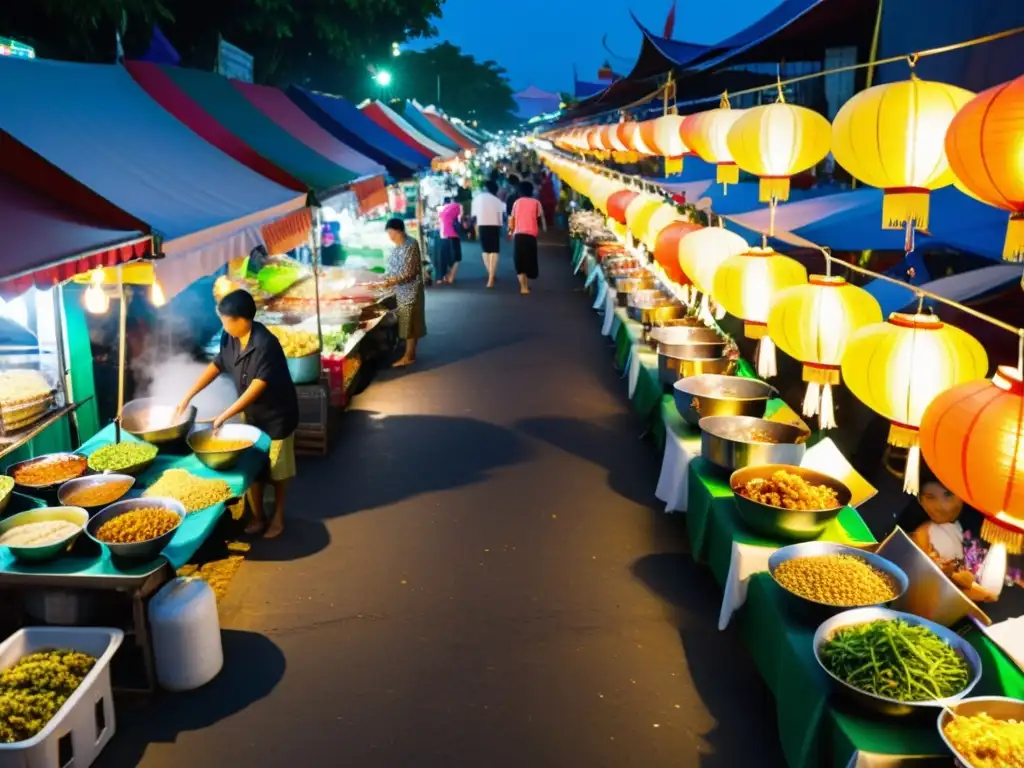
(628, 304), (686, 326)
(658, 354), (734, 388)
(650, 326), (727, 360)
(699, 416), (808, 472)
(614, 275), (655, 294)
(730, 463), (850, 540)
(673, 374), (775, 426)
(120, 398), (197, 445)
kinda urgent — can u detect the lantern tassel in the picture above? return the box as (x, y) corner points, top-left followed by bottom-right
(665, 156), (683, 176)
(717, 163), (739, 185)
(756, 335), (777, 379)
(759, 177), (791, 204)
(882, 188), (930, 231)
(819, 382), (837, 430)
(903, 443), (921, 495)
(1004, 212), (1024, 263)
(802, 381), (820, 418)
(980, 519), (1024, 556)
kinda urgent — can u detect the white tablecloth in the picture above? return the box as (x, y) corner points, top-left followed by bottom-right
(593, 279), (608, 310)
(719, 541), (776, 630)
(654, 419), (702, 514)
(601, 289), (617, 336)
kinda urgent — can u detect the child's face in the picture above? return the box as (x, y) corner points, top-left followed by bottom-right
(920, 481), (963, 524)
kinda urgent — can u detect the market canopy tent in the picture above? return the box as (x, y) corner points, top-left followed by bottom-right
(402, 102), (463, 152)
(155, 64), (358, 195)
(418, 103), (478, 150)
(514, 86), (562, 120)
(231, 80), (387, 180)
(0, 57), (306, 299)
(288, 86), (431, 177)
(361, 100), (453, 158)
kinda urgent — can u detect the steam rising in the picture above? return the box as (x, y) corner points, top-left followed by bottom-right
(132, 351), (237, 421)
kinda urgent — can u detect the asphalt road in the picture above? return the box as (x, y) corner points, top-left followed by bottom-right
(101, 234), (784, 768)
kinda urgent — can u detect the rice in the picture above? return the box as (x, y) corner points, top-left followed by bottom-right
(0, 521), (81, 548)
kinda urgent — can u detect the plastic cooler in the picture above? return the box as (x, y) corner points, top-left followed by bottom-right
(0, 627), (123, 768)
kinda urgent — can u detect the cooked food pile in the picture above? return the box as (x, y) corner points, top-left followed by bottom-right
(95, 507), (180, 544)
(87, 442), (158, 473)
(943, 711), (1024, 768)
(747, 428), (782, 444)
(0, 650), (97, 743)
(820, 620), (970, 702)
(0, 521), (81, 548)
(268, 326), (319, 358)
(62, 479), (133, 508)
(11, 455), (87, 487)
(740, 469), (840, 510)
(774, 554), (898, 606)
(144, 469), (233, 513)
(193, 437), (253, 453)
(0, 370), (52, 407)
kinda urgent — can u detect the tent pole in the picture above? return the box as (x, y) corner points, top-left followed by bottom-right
(116, 265), (127, 443)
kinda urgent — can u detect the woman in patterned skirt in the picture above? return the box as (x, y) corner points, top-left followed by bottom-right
(381, 218), (427, 367)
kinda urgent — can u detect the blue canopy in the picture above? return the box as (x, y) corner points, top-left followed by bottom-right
(288, 86), (430, 178)
(402, 103), (462, 152)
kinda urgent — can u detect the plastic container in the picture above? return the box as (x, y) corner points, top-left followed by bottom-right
(148, 578), (223, 692)
(0, 627), (123, 768)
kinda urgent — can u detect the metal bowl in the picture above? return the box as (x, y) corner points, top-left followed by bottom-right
(658, 354), (734, 388)
(86, 497), (186, 563)
(6, 453), (89, 495)
(937, 696), (1024, 765)
(701, 418), (808, 474)
(0, 506), (89, 562)
(651, 326), (727, 360)
(57, 474), (136, 512)
(768, 541), (909, 624)
(187, 423), (262, 471)
(730, 463), (848, 540)
(120, 398), (197, 444)
(628, 304), (686, 326)
(673, 374), (775, 426)
(813, 607), (983, 716)
(287, 352), (322, 384)
(84, 441), (158, 477)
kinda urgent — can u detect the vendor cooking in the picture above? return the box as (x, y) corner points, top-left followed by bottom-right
(176, 289), (299, 539)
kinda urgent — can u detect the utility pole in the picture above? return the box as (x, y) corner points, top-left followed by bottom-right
(437, 74), (441, 106)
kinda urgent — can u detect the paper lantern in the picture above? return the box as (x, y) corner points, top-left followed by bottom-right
(841, 313), (988, 493)
(832, 78), (975, 231)
(624, 194), (664, 246)
(726, 102), (831, 203)
(642, 203), (682, 251)
(767, 276), (882, 428)
(680, 106), (746, 185)
(920, 365), (1024, 550)
(622, 120), (655, 156)
(607, 189), (639, 225)
(713, 247), (808, 377)
(677, 226), (748, 301)
(945, 75), (1024, 261)
(640, 114), (690, 174)
(654, 222), (701, 286)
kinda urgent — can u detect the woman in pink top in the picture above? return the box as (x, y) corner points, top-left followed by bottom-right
(436, 198), (463, 285)
(508, 181), (546, 295)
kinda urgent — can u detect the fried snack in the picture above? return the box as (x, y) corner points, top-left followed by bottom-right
(0, 370), (52, 408)
(0, 650), (96, 743)
(267, 326), (319, 358)
(774, 554), (898, 606)
(943, 712), (1024, 768)
(748, 428), (782, 444)
(193, 438), (253, 453)
(740, 469), (840, 510)
(87, 442), (158, 472)
(62, 480), (133, 508)
(95, 507), (180, 544)
(11, 455), (87, 487)
(144, 469), (233, 513)
(0, 521), (82, 548)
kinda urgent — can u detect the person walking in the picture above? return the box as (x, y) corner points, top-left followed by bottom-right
(508, 181), (546, 295)
(380, 218), (427, 367)
(539, 171), (557, 227)
(436, 196), (463, 285)
(472, 180), (505, 288)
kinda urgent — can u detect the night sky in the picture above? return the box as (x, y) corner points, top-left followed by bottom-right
(414, 0), (784, 94)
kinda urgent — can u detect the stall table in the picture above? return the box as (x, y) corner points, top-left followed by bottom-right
(0, 423), (270, 692)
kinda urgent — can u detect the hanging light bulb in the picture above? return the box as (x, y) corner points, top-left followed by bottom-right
(150, 279), (166, 308)
(84, 269), (109, 315)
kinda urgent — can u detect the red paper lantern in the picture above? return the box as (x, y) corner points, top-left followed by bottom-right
(607, 189), (639, 225)
(654, 222), (702, 285)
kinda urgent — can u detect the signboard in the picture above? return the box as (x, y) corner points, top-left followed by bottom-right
(0, 36), (35, 59)
(215, 36), (253, 82)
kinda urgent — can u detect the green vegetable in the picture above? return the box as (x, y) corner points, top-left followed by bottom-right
(820, 619), (970, 702)
(87, 442), (158, 472)
(0, 476), (12, 500)
(0, 650), (96, 743)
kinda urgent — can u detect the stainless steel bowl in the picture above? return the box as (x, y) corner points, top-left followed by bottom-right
(86, 496), (186, 562)
(730, 463), (848, 540)
(813, 607), (983, 716)
(627, 304), (686, 326)
(700, 417), (807, 474)
(120, 398), (197, 444)
(768, 541), (909, 623)
(613, 275), (655, 294)
(287, 352), (322, 384)
(0, 506), (89, 562)
(651, 326), (727, 360)
(6, 453), (89, 495)
(57, 474), (136, 512)
(187, 423), (262, 471)
(673, 374), (775, 426)
(658, 354), (734, 388)
(937, 697), (1024, 764)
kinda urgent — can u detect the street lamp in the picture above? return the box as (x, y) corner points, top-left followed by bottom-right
(375, 70), (392, 87)
(391, 41), (401, 57)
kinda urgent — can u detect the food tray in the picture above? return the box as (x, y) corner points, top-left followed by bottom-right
(0, 393), (56, 436)
(0, 627), (124, 768)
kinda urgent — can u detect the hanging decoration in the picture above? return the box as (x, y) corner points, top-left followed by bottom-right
(642, 203), (682, 251)
(607, 189), (639, 225)
(676, 225), (748, 320)
(831, 73), (974, 231)
(610, 121), (638, 164)
(641, 114), (689, 176)
(726, 99), (831, 235)
(945, 74), (1024, 262)
(841, 312), (988, 494)
(712, 246), (808, 377)
(622, 121), (656, 157)
(655, 221), (701, 288)
(767, 276), (882, 428)
(624, 194), (664, 249)
(679, 95), (745, 188)
(920, 365), (1024, 552)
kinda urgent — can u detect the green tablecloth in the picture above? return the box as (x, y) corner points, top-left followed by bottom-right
(0, 424), (271, 576)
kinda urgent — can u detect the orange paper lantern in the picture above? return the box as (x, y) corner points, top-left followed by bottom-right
(680, 106), (745, 185)
(655, 222), (701, 286)
(945, 74), (1024, 261)
(607, 189), (639, 225)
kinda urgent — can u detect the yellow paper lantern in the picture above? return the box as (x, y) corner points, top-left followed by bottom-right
(767, 276), (882, 428)
(642, 203), (682, 251)
(726, 102), (832, 203)
(841, 312), (988, 493)
(680, 105), (746, 185)
(624, 194), (664, 247)
(676, 226), (748, 296)
(831, 78), (975, 230)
